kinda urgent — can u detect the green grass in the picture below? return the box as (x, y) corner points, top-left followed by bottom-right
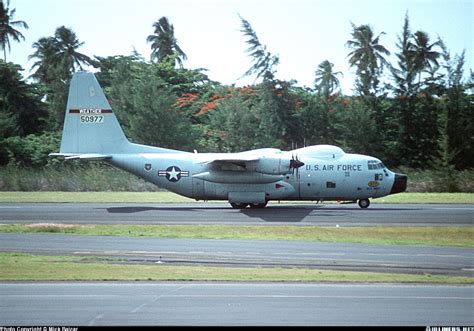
(374, 192), (474, 204)
(0, 252), (471, 283)
(1, 224), (473, 247)
(0, 191), (195, 203)
(0, 191), (473, 204)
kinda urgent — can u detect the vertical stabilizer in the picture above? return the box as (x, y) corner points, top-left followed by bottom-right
(56, 71), (183, 156)
(59, 71), (129, 154)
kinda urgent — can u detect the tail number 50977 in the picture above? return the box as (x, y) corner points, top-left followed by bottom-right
(80, 115), (104, 123)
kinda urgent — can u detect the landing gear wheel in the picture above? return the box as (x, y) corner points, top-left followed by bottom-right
(230, 202), (248, 209)
(249, 202), (268, 209)
(358, 199), (370, 209)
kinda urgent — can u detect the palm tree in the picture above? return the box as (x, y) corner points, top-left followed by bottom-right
(147, 16), (187, 67)
(346, 23), (390, 96)
(54, 26), (95, 75)
(29, 26), (95, 82)
(28, 37), (57, 83)
(314, 60), (343, 97)
(0, 0), (28, 61)
(409, 30), (442, 84)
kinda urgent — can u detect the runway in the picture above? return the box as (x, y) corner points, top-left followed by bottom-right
(1, 202), (473, 226)
(1, 233), (473, 276)
(1, 282), (472, 325)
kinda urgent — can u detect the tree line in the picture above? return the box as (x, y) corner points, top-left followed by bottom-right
(0, 0), (472, 173)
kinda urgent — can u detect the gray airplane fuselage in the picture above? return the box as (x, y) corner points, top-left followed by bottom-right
(109, 145), (402, 204)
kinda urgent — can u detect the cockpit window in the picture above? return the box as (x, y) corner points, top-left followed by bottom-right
(368, 160), (385, 170)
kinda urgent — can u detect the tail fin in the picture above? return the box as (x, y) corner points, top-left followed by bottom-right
(52, 71), (182, 159)
(58, 71), (128, 155)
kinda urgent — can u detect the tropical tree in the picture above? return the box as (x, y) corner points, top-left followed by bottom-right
(0, 61), (48, 138)
(239, 14), (279, 82)
(0, 61), (52, 166)
(388, 15), (446, 168)
(346, 23), (390, 96)
(29, 26), (95, 126)
(207, 90), (262, 152)
(147, 16), (187, 67)
(53, 26), (96, 75)
(29, 26), (96, 83)
(438, 45), (473, 169)
(391, 13), (418, 96)
(409, 30), (442, 84)
(0, 0), (28, 61)
(29, 37), (57, 84)
(314, 60), (343, 97)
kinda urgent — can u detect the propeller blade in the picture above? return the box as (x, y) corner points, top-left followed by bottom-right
(290, 158), (304, 169)
(290, 154), (304, 177)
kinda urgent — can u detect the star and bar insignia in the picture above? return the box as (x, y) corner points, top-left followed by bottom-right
(158, 166), (189, 182)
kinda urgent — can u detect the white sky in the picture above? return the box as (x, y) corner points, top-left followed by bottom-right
(7, 0), (473, 94)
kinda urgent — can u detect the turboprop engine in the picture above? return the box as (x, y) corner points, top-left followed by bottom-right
(249, 155), (304, 175)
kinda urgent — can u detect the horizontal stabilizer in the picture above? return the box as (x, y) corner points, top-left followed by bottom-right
(49, 153), (112, 161)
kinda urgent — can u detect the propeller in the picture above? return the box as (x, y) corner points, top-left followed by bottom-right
(290, 154), (305, 176)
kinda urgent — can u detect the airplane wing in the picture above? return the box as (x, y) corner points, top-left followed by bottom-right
(195, 148), (304, 175)
(49, 153), (112, 161)
(197, 148), (282, 166)
(197, 155), (260, 168)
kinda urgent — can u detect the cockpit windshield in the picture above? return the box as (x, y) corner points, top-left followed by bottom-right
(367, 160), (385, 170)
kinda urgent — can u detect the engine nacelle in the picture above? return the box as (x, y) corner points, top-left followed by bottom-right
(250, 157), (293, 175)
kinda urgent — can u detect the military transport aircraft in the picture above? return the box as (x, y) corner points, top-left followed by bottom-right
(50, 71), (407, 209)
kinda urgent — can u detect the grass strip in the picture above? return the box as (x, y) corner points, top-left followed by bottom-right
(0, 253), (471, 284)
(0, 191), (473, 204)
(0, 191), (194, 203)
(1, 224), (473, 247)
(374, 192), (474, 204)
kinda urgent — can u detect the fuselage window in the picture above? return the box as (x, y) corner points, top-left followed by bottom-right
(368, 160), (385, 170)
(368, 160), (377, 170)
(326, 181), (336, 189)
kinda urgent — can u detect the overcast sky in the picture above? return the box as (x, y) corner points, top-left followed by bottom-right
(8, 0), (473, 94)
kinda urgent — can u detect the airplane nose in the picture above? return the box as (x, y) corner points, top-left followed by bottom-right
(390, 173), (408, 194)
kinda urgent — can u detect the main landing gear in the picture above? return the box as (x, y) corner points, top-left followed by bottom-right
(230, 202), (268, 209)
(230, 200), (370, 209)
(358, 199), (370, 209)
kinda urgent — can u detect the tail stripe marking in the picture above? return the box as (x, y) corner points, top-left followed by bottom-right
(69, 108), (113, 114)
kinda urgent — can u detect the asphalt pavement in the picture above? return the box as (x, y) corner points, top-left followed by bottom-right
(0, 203), (473, 226)
(1, 282), (472, 325)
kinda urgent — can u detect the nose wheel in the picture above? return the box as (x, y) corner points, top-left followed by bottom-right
(358, 199), (370, 208)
